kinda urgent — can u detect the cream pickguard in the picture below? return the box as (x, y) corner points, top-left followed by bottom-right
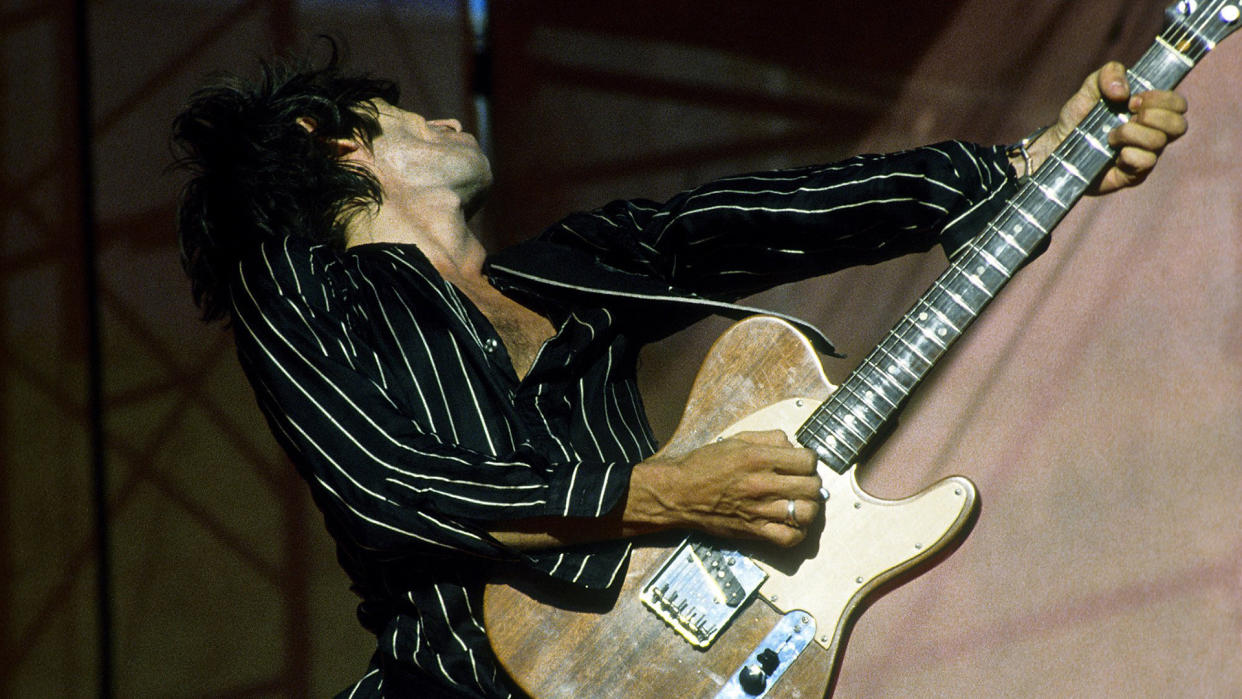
(718, 395), (975, 658)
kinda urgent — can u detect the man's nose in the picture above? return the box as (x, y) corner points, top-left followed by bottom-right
(428, 119), (463, 132)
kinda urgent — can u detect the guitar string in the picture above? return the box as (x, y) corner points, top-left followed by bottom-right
(805, 103), (1115, 457)
(891, 21), (1196, 362)
(796, 9), (1224, 467)
(1171, 0), (1232, 59)
(805, 0), (1234, 458)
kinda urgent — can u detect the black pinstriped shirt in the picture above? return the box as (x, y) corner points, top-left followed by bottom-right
(228, 141), (1016, 697)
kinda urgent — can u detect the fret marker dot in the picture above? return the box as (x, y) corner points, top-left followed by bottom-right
(938, 328), (948, 337)
(919, 312), (929, 321)
(1223, 5), (1240, 22)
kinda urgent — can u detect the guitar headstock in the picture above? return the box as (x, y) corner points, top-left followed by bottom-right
(1165, 0), (1242, 54)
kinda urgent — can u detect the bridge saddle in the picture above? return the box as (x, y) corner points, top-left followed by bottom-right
(639, 538), (767, 648)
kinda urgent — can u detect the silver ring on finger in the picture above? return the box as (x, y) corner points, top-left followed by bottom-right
(786, 498), (798, 528)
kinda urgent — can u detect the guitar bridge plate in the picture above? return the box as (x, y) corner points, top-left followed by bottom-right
(639, 539), (767, 648)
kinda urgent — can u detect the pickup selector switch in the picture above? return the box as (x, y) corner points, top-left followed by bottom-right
(756, 648), (780, 674)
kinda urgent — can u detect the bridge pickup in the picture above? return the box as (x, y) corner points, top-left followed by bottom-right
(639, 539), (767, 648)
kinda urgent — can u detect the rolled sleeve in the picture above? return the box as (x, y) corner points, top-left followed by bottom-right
(541, 140), (1018, 299)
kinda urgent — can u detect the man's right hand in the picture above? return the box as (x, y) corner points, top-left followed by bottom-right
(489, 429), (824, 551)
(626, 429), (824, 547)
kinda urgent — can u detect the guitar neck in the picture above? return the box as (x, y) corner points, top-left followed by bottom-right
(798, 9), (1215, 473)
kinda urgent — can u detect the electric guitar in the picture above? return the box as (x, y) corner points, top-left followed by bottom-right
(484, 3), (1238, 696)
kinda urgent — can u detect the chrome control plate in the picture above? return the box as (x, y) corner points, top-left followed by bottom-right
(716, 611), (816, 698)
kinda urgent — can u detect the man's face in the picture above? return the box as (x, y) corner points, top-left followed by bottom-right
(353, 99), (493, 213)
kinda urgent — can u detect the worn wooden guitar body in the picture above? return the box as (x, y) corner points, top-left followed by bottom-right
(484, 316), (977, 698)
(485, 3), (1234, 694)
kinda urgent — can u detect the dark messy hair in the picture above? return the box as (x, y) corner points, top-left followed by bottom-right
(171, 41), (400, 323)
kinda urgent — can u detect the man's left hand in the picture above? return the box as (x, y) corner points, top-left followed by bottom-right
(1023, 61), (1188, 195)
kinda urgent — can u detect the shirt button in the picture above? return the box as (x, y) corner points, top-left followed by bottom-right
(483, 338), (499, 353)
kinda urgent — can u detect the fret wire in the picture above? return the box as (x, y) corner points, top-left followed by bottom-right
(921, 288), (971, 342)
(936, 282), (978, 316)
(904, 308), (952, 351)
(922, 299), (966, 335)
(801, 396), (883, 465)
(1071, 123), (1112, 155)
(1128, 70), (1155, 92)
(806, 409), (866, 452)
(1031, 180), (1069, 209)
(856, 356), (906, 408)
(967, 245), (1013, 281)
(914, 320), (948, 352)
(916, 294), (959, 339)
(803, 405), (848, 443)
(833, 380), (887, 427)
(1155, 35), (1198, 68)
(916, 321), (951, 352)
(822, 396), (873, 443)
(924, 291), (968, 335)
(1046, 151), (1089, 183)
(954, 266), (996, 299)
(911, 294), (964, 333)
(1067, 131), (1111, 163)
(890, 326), (937, 365)
(948, 217), (1028, 288)
(992, 223), (1031, 257)
(880, 326), (933, 371)
(1050, 141), (1096, 176)
(828, 387), (883, 438)
(802, 429), (851, 466)
(797, 15), (1215, 470)
(849, 367), (901, 411)
(872, 342), (921, 383)
(814, 392), (868, 436)
(973, 227), (1027, 269)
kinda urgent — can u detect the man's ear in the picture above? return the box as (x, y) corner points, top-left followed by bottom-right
(295, 116), (361, 158)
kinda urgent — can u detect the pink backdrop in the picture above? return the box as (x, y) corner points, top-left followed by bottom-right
(3, 0), (1238, 695)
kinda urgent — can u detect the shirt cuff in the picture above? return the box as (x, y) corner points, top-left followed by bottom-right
(940, 144), (1022, 260)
